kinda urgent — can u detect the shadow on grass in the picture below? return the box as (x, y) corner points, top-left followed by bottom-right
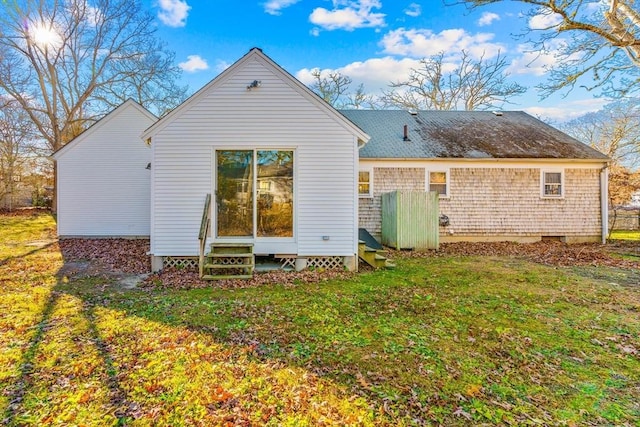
(2, 246), (139, 426)
(4, 241), (393, 425)
(0, 242), (56, 267)
(2, 287), (59, 425)
(6, 237), (640, 426)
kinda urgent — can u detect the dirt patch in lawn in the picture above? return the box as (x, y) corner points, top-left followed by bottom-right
(57, 239), (151, 288)
(56, 238), (640, 289)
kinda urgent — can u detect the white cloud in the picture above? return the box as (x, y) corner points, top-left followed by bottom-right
(214, 59), (231, 73)
(507, 39), (580, 76)
(585, 1), (607, 12)
(525, 98), (609, 122)
(309, 0), (386, 31)
(263, 0), (300, 15)
(179, 55), (209, 72)
(297, 56), (422, 95)
(477, 12), (500, 26)
(157, 0), (191, 27)
(507, 44), (557, 76)
(380, 27), (505, 59)
(404, 3), (422, 18)
(528, 9), (562, 30)
(85, 4), (103, 27)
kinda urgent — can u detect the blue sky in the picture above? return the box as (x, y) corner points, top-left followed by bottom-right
(147, 0), (611, 122)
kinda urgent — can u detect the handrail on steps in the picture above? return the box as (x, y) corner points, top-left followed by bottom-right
(198, 193), (211, 277)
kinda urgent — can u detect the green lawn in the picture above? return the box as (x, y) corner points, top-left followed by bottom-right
(1, 213), (639, 426)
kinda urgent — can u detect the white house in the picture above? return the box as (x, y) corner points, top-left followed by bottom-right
(55, 48), (610, 274)
(141, 48), (368, 271)
(53, 100), (156, 237)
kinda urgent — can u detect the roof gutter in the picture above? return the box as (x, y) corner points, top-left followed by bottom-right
(358, 157), (609, 163)
(601, 165), (609, 244)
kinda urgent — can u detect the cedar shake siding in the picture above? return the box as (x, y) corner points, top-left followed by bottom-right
(359, 167), (425, 237)
(359, 165), (603, 243)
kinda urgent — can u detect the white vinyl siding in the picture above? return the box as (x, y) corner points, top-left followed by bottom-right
(55, 101), (155, 237)
(150, 55), (359, 257)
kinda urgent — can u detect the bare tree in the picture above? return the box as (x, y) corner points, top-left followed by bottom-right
(381, 50), (526, 111)
(309, 69), (381, 109)
(561, 102), (640, 231)
(0, 100), (41, 210)
(0, 0), (187, 209)
(561, 101), (640, 169)
(344, 84), (381, 110)
(458, 0), (640, 98)
(310, 69), (353, 107)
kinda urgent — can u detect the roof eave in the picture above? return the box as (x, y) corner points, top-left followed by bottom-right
(359, 157), (610, 163)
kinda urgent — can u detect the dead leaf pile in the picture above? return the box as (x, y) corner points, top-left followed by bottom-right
(396, 240), (640, 268)
(58, 239), (150, 274)
(141, 267), (355, 290)
(57, 237), (639, 290)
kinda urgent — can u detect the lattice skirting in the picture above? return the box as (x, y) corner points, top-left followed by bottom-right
(275, 256), (346, 270)
(306, 256), (344, 270)
(162, 255), (345, 271)
(163, 256), (198, 269)
(276, 256), (296, 269)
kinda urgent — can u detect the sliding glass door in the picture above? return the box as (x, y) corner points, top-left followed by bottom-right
(216, 149), (293, 238)
(216, 150), (253, 237)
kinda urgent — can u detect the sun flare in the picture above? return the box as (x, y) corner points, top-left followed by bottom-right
(29, 22), (62, 49)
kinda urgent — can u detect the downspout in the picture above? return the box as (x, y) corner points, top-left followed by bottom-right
(600, 165), (609, 244)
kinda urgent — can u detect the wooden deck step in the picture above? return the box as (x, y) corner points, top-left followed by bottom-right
(204, 263), (256, 270)
(201, 243), (255, 280)
(358, 240), (394, 269)
(202, 274), (254, 280)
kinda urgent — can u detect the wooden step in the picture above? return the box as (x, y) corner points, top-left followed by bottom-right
(206, 253), (254, 258)
(202, 274), (254, 280)
(358, 242), (394, 269)
(201, 242), (255, 280)
(209, 243), (253, 254)
(204, 264), (255, 270)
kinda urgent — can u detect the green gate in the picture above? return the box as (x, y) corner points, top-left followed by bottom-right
(381, 190), (439, 250)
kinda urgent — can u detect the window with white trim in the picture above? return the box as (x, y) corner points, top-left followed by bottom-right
(541, 170), (564, 198)
(428, 170), (449, 197)
(358, 169), (372, 197)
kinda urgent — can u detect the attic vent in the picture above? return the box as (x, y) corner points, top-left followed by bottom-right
(408, 110), (417, 115)
(492, 111), (503, 116)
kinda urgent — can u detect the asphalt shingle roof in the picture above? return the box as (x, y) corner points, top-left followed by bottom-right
(339, 110), (609, 161)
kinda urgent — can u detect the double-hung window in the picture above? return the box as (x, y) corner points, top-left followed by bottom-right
(358, 168), (373, 197)
(541, 169), (564, 198)
(428, 170), (449, 197)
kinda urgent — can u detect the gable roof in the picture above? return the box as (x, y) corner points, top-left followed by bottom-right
(141, 48), (370, 144)
(52, 99), (157, 160)
(340, 110), (609, 161)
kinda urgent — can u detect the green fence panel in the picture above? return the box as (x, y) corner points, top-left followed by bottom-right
(381, 190), (439, 250)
